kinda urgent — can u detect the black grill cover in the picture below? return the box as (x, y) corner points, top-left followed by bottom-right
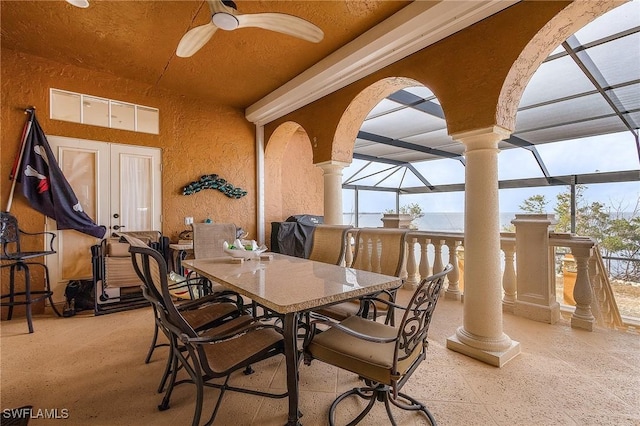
(271, 215), (323, 258)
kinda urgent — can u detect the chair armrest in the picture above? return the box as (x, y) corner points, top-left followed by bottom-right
(169, 276), (210, 301)
(304, 312), (396, 345)
(19, 229), (56, 252)
(180, 322), (283, 345)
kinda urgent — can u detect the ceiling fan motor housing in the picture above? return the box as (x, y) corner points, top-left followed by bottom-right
(213, 0), (239, 31)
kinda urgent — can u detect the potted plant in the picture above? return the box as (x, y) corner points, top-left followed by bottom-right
(382, 203), (424, 229)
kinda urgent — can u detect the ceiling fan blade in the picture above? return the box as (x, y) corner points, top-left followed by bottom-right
(66, 0), (89, 8)
(176, 23), (218, 58)
(236, 13), (324, 43)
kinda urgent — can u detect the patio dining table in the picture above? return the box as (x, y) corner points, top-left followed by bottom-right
(182, 253), (401, 426)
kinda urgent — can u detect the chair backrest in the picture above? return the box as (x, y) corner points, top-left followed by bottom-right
(392, 264), (452, 376)
(127, 239), (198, 340)
(351, 228), (407, 277)
(192, 223), (237, 259)
(1, 211), (56, 259)
(308, 225), (354, 266)
(1, 212), (21, 253)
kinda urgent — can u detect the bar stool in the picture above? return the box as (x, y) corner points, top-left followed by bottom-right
(1, 211), (61, 333)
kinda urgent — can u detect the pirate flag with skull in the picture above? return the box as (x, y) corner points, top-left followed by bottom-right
(15, 111), (106, 238)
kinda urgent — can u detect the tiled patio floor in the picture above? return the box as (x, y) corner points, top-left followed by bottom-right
(2, 289), (639, 425)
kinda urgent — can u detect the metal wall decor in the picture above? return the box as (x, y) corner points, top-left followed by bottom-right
(182, 174), (247, 199)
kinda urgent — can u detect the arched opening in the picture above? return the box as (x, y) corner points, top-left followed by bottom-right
(336, 78), (455, 229)
(264, 121), (323, 248)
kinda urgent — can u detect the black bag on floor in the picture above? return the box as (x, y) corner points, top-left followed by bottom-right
(63, 279), (95, 317)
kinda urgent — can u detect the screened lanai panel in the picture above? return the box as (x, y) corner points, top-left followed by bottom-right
(398, 170), (429, 188)
(354, 139), (414, 158)
(518, 55), (595, 108)
(343, 159), (401, 186)
(366, 99), (404, 118)
(498, 148), (546, 181)
(572, 1), (639, 44)
(411, 158), (465, 185)
(360, 107), (445, 140)
(404, 86), (437, 101)
(607, 83), (640, 112)
(536, 132), (640, 176)
(624, 111), (640, 128)
(515, 93), (615, 132)
(515, 115), (626, 144)
(584, 33), (640, 87)
(403, 128), (460, 151)
(379, 150), (444, 163)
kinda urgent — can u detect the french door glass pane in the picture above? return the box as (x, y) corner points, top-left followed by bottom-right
(59, 148), (97, 280)
(120, 154), (152, 231)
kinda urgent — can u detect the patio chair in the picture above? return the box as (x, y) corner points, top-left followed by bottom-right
(308, 224), (354, 266)
(0, 211), (61, 333)
(128, 239), (287, 426)
(190, 222), (238, 290)
(303, 264), (452, 426)
(314, 228), (408, 325)
(121, 235), (246, 392)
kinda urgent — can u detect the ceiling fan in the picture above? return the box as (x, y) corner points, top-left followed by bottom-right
(176, 0), (324, 58)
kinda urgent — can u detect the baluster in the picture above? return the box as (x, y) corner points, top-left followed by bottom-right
(432, 240), (444, 275)
(404, 237), (419, 289)
(588, 254), (604, 326)
(444, 239), (462, 300)
(570, 246), (595, 331)
(344, 230), (354, 267)
(419, 237), (431, 281)
(501, 239), (517, 312)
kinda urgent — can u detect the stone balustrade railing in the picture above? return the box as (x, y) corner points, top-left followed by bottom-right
(392, 226), (623, 331)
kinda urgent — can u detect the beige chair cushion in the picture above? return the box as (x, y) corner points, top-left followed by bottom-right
(181, 304), (247, 332)
(306, 315), (421, 385)
(202, 327), (283, 374)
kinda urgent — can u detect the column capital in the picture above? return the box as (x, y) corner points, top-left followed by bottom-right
(315, 160), (351, 174)
(450, 125), (511, 150)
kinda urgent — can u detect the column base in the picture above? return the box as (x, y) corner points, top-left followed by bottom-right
(446, 334), (521, 367)
(502, 300), (515, 314)
(514, 300), (560, 324)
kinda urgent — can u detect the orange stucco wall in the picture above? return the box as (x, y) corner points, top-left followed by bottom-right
(1, 49), (258, 242)
(0, 48), (321, 310)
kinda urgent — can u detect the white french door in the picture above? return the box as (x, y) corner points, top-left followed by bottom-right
(45, 136), (162, 304)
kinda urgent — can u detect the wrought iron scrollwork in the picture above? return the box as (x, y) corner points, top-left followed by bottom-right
(397, 272), (446, 359)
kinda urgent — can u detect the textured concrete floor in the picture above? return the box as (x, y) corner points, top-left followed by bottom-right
(1, 290), (639, 425)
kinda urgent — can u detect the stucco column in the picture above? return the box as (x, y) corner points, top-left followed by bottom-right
(316, 160), (349, 225)
(446, 126), (520, 367)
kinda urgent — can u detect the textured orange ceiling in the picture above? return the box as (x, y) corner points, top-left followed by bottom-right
(1, 0), (411, 108)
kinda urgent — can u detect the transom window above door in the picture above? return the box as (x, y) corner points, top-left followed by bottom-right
(50, 88), (159, 135)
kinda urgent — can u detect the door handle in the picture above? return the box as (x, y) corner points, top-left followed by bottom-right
(113, 225), (125, 230)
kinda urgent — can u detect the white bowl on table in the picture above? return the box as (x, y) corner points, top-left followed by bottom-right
(224, 247), (267, 260)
